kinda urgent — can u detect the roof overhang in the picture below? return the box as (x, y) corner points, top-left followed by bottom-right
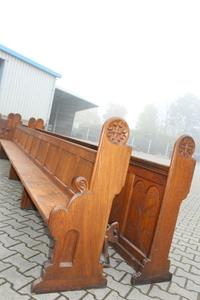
(54, 88), (97, 112)
(0, 43), (61, 78)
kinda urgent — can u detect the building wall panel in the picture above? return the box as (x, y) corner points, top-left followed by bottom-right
(0, 50), (56, 123)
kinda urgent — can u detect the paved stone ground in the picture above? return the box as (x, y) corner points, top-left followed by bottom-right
(0, 159), (200, 300)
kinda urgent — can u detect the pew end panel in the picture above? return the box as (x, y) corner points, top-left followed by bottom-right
(110, 135), (196, 285)
(131, 135), (196, 285)
(32, 118), (132, 293)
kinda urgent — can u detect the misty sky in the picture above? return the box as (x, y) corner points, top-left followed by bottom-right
(1, 0), (200, 126)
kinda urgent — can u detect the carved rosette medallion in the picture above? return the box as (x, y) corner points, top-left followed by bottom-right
(178, 136), (195, 158)
(71, 176), (88, 194)
(107, 119), (129, 144)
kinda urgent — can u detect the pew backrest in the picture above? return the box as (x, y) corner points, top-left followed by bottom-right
(13, 124), (97, 192)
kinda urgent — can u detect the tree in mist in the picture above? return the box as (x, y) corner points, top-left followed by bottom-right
(134, 104), (160, 153)
(72, 94), (200, 156)
(102, 102), (128, 121)
(166, 93), (200, 136)
(166, 93), (200, 156)
(136, 104), (158, 138)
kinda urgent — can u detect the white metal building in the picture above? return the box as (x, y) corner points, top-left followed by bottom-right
(0, 44), (61, 123)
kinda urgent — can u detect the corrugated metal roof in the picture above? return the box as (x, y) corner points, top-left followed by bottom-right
(0, 44), (61, 78)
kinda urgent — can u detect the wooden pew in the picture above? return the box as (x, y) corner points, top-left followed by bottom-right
(0, 113), (22, 139)
(0, 113), (22, 159)
(109, 136), (196, 285)
(0, 113), (196, 285)
(0, 113), (44, 133)
(28, 117), (44, 129)
(41, 131), (196, 285)
(0, 114), (44, 158)
(0, 117), (131, 293)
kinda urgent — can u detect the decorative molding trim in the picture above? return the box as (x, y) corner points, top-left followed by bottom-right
(71, 176), (88, 194)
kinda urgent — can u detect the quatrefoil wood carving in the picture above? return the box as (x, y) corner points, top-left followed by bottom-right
(178, 136), (195, 158)
(107, 119), (129, 145)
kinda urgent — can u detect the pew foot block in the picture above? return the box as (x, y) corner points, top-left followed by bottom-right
(131, 271), (172, 285)
(32, 270), (107, 294)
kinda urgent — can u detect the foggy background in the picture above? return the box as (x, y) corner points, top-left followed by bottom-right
(72, 93), (200, 162)
(1, 0), (200, 161)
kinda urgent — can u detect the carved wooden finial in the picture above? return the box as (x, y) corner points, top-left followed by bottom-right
(71, 176), (88, 194)
(28, 117), (36, 128)
(8, 113), (14, 119)
(14, 113), (21, 120)
(35, 118), (44, 129)
(178, 136), (195, 158)
(106, 118), (129, 145)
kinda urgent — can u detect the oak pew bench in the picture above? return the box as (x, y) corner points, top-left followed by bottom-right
(0, 117), (131, 294)
(0, 113), (44, 159)
(42, 130), (196, 286)
(0, 113), (22, 159)
(0, 113), (22, 139)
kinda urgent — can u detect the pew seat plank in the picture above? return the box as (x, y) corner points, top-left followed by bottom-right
(1, 140), (69, 222)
